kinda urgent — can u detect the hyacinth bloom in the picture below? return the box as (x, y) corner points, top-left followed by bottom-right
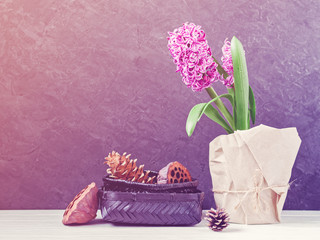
(168, 23), (255, 135)
(167, 23), (220, 91)
(221, 39), (234, 88)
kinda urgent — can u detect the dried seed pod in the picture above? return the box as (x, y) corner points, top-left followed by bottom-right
(157, 161), (192, 184)
(62, 182), (98, 225)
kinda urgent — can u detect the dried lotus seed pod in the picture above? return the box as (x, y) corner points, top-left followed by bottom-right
(157, 161), (192, 184)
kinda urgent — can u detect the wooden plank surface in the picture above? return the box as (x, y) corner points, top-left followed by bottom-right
(0, 210), (319, 240)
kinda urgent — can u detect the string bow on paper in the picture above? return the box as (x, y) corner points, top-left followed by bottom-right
(213, 169), (291, 214)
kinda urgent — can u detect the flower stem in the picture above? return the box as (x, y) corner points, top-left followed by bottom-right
(212, 56), (229, 79)
(205, 87), (235, 131)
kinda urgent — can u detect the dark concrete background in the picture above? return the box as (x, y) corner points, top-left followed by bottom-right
(0, 0), (319, 209)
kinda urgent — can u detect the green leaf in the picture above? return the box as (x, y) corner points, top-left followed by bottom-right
(224, 92), (234, 109)
(201, 93), (234, 115)
(231, 36), (249, 130)
(228, 88), (236, 125)
(201, 94), (234, 133)
(227, 87), (235, 98)
(186, 103), (207, 137)
(186, 102), (233, 137)
(249, 86), (256, 125)
(205, 87), (235, 130)
(221, 93), (234, 108)
(203, 104), (234, 134)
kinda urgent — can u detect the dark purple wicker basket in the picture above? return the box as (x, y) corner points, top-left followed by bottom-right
(99, 173), (204, 226)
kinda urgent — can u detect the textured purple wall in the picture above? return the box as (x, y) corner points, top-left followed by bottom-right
(0, 0), (319, 210)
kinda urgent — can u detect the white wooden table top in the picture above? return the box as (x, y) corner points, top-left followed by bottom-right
(0, 210), (319, 240)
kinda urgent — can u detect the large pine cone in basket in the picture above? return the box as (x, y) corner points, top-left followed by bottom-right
(104, 151), (156, 184)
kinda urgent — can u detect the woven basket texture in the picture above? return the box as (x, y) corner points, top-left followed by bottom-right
(99, 190), (204, 225)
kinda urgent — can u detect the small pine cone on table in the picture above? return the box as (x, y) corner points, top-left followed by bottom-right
(104, 151), (156, 184)
(205, 208), (230, 231)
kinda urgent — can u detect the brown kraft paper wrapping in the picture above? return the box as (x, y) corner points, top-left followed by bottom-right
(209, 124), (301, 224)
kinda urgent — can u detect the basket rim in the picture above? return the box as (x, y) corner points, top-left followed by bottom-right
(99, 189), (205, 202)
(102, 172), (199, 191)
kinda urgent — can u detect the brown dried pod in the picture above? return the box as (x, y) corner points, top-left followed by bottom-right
(157, 161), (192, 184)
(62, 182), (99, 225)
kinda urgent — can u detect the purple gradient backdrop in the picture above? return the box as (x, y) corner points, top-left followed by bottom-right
(0, 0), (319, 210)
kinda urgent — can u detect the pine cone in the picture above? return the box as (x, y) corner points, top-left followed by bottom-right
(205, 208), (230, 231)
(157, 161), (192, 184)
(104, 151), (156, 184)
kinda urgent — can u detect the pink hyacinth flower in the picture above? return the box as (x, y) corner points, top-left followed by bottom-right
(221, 39), (234, 88)
(167, 23), (220, 92)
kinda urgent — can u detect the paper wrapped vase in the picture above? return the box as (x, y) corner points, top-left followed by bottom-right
(209, 124), (301, 224)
